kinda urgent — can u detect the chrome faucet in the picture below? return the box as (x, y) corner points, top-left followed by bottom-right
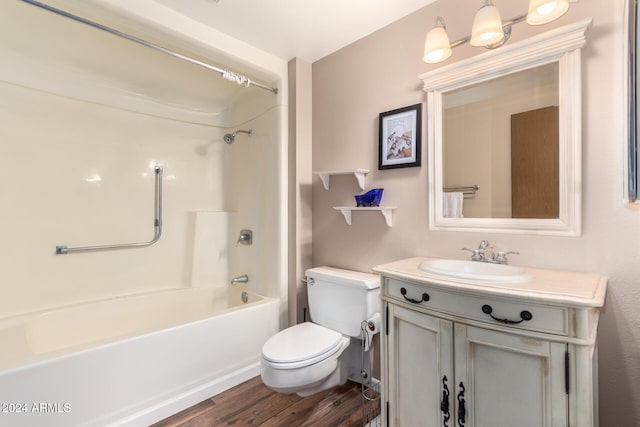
(230, 274), (249, 285)
(462, 240), (519, 264)
(462, 239), (490, 261)
(492, 251), (520, 265)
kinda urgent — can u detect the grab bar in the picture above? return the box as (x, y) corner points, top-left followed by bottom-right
(55, 167), (163, 255)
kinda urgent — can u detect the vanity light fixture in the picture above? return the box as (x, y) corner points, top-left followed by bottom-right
(424, 0), (577, 63)
(470, 0), (505, 47)
(423, 17), (453, 63)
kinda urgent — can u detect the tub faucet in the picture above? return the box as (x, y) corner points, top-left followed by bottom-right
(231, 274), (249, 285)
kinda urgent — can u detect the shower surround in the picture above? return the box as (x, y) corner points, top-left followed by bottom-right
(0, 1), (288, 425)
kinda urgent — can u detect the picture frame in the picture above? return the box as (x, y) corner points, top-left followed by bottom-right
(378, 103), (422, 170)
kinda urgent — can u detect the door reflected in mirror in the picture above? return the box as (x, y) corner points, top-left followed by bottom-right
(443, 63), (559, 219)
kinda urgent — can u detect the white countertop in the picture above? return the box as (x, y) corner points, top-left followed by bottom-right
(373, 257), (607, 308)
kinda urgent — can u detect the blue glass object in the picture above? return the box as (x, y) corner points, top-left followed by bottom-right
(355, 188), (384, 207)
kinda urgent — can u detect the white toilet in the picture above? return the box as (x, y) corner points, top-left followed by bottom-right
(260, 266), (380, 397)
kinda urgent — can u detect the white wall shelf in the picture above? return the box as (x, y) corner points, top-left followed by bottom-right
(333, 206), (397, 227)
(313, 169), (369, 190)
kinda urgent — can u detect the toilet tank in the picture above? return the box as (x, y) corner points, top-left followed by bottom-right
(306, 266), (380, 338)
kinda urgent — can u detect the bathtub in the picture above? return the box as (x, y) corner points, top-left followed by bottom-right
(0, 286), (280, 427)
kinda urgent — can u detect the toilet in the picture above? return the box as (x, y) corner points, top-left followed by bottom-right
(260, 266), (380, 397)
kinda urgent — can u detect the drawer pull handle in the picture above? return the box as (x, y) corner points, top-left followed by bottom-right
(481, 304), (532, 324)
(400, 287), (430, 304)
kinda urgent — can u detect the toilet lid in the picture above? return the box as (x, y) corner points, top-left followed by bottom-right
(262, 322), (344, 364)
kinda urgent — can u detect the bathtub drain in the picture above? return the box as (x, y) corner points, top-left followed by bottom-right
(241, 291), (249, 303)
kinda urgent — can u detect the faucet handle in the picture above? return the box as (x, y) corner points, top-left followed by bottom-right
(494, 251), (519, 264)
(236, 229), (253, 246)
(462, 247), (483, 262)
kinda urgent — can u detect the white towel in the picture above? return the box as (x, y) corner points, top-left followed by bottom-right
(443, 192), (450, 218)
(443, 192), (464, 218)
(451, 192), (464, 218)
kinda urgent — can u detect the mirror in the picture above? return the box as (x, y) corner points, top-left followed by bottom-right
(443, 63), (559, 219)
(420, 19), (591, 236)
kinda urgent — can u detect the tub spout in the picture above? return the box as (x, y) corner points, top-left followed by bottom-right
(231, 274), (249, 285)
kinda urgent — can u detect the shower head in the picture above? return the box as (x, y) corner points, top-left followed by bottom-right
(224, 129), (252, 144)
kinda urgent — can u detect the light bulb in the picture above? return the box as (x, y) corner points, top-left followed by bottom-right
(527, 0), (569, 25)
(537, 1), (558, 15)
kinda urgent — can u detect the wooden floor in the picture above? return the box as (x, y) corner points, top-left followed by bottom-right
(151, 376), (379, 427)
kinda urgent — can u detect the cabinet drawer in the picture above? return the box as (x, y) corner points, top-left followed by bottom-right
(386, 278), (568, 336)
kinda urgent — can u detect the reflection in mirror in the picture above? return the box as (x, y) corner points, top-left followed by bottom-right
(442, 63), (559, 219)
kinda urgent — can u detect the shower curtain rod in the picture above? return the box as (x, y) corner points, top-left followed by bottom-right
(20, 0), (279, 95)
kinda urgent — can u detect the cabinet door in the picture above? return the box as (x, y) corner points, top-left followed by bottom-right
(387, 304), (453, 427)
(454, 325), (568, 427)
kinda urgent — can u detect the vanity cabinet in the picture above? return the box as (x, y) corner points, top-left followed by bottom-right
(375, 258), (607, 427)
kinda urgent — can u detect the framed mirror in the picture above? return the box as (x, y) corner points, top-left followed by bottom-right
(420, 19), (591, 236)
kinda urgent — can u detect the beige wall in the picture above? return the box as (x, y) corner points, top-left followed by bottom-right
(311, 0), (640, 424)
(288, 58), (313, 325)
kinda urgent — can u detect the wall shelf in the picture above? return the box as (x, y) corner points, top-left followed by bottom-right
(313, 169), (369, 190)
(333, 206), (397, 227)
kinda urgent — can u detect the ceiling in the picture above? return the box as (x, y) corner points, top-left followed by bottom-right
(151, 0), (437, 63)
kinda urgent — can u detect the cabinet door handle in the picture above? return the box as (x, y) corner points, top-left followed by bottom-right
(481, 304), (532, 324)
(441, 375), (450, 426)
(457, 382), (466, 426)
(400, 287), (430, 304)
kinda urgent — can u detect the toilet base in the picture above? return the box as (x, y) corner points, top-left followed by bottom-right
(261, 336), (354, 396)
(261, 334), (373, 397)
(295, 359), (349, 397)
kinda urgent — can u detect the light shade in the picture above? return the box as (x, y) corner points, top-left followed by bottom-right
(526, 0), (570, 25)
(424, 19), (452, 64)
(470, 0), (504, 47)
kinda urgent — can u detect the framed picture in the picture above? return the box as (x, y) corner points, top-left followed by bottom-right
(379, 103), (422, 170)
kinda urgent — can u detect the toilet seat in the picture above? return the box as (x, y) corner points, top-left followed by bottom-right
(262, 322), (347, 370)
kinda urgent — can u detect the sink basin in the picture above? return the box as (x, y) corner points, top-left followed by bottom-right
(419, 259), (532, 283)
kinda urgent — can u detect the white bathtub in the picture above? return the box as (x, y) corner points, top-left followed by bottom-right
(0, 286), (280, 427)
